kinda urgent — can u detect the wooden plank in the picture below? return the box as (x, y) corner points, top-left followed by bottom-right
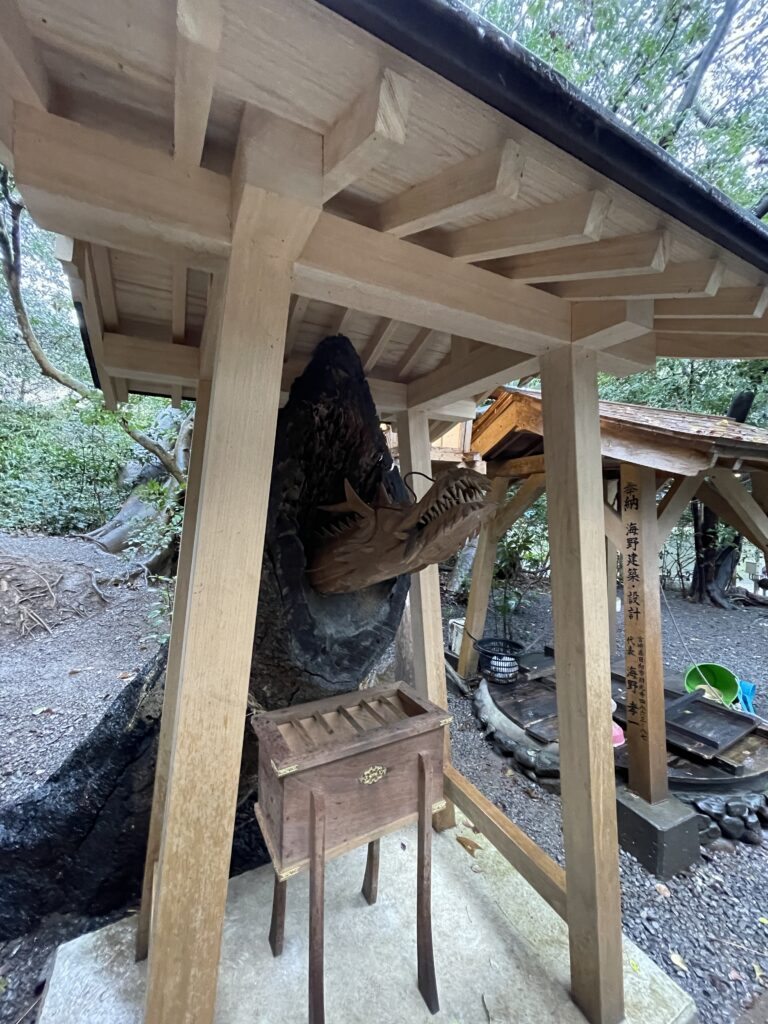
(571, 300), (654, 350)
(308, 789), (326, 1024)
(102, 333), (200, 386)
(136, 379), (211, 963)
(655, 287), (768, 319)
(376, 140), (523, 237)
(408, 345), (539, 411)
(709, 470), (768, 553)
(396, 408), (455, 832)
(170, 384), (183, 409)
(603, 502), (623, 552)
(489, 230), (668, 283)
(546, 260), (724, 300)
(656, 334), (768, 360)
(430, 191), (609, 262)
(597, 333), (657, 377)
(174, 0), (222, 165)
(696, 480), (768, 553)
(361, 317), (398, 373)
(79, 245), (118, 410)
(656, 474), (702, 546)
(540, 344), (624, 1024)
(397, 327), (433, 378)
(620, 463), (669, 804)
(492, 473), (546, 537)
(89, 246), (119, 329)
(604, 480), (618, 656)
(444, 765), (567, 919)
(285, 295), (310, 358)
(486, 453), (546, 479)
(416, 753), (439, 1015)
(323, 69), (412, 201)
(0, 0), (50, 113)
(457, 476), (509, 677)
(171, 264), (188, 342)
(297, 214), (571, 352)
(144, 184), (320, 1024)
(654, 317), (768, 335)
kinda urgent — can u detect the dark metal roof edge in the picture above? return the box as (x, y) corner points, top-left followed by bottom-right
(314, 0), (768, 276)
(74, 300), (101, 390)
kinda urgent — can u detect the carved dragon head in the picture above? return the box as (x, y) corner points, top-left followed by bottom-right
(308, 467), (497, 594)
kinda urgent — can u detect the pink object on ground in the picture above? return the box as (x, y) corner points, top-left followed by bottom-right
(611, 721), (625, 747)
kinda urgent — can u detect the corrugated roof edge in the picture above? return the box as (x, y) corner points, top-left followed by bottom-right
(314, 0), (768, 276)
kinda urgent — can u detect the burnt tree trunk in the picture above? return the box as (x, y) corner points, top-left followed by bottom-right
(0, 337), (409, 939)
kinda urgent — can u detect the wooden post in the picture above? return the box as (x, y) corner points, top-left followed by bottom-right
(144, 184), (319, 1024)
(540, 345), (624, 1024)
(135, 378), (212, 962)
(397, 408), (455, 831)
(457, 476), (508, 677)
(620, 463), (669, 804)
(604, 479), (618, 659)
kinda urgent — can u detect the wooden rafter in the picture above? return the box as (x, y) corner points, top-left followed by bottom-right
(0, 0), (49, 112)
(408, 345), (539, 411)
(376, 140), (523, 237)
(89, 245), (119, 330)
(545, 259), (724, 300)
(571, 300), (654, 350)
(174, 0), (222, 165)
(361, 317), (398, 373)
(654, 317), (768, 335)
(397, 327), (433, 378)
(655, 287), (768, 319)
(656, 333), (768, 359)
(322, 69), (412, 202)
(171, 263), (188, 342)
(488, 230), (668, 283)
(102, 333), (200, 386)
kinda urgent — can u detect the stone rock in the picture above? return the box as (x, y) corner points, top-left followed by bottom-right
(707, 836), (737, 854)
(725, 798), (749, 819)
(701, 822), (722, 845)
(695, 813), (712, 832)
(742, 827), (763, 846)
(694, 795), (727, 818)
(743, 792), (765, 813)
(719, 815), (745, 840)
(515, 748), (538, 770)
(534, 749), (560, 778)
(745, 812), (760, 831)
(757, 801), (768, 825)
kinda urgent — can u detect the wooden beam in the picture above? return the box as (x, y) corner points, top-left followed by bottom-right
(136, 379), (211, 962)
(102, 333), (200, 386)
(545, 260), (724, 300)
(457, 475), (509, 678)
(376, 140), (523, 237)
(396, 408), (455, 832)
(572, 300), (654, 350)
(14, 104), (230, 270)
(198, 271), (224, 380)
(655, 287), (768, 319)
(408, 346), (539, 412)
(540, 344), (623, 1024)
(171, 264), (188, 342)
(89, 246), (119, 330)
(708, 470), (768, 553)
(0, 0), (50, 114)
(604, 480), (618, 656)
(656, 474), (702, 546)
(145, 187), (320, 1024)
(361, 317), (398, 373)
(486, 453), (546, 479)
(492, 473), (546, 538)
(397, 327), (433, 378)
(696, 480), (767, 553)
(78, 245), (118, 410)
(296, 213), (571, 352)
(603, 502), (623, 551)
(620, 463), (668, 805)
(170, 384), (183, 409)
(654, 317), (768, 335)
(489, 231), (668, 283)
(322, 69), (412, 201)
(656, 333), (768, 360)
(174, 0), (222, 165)
(284, 295), (310, 358)
(444, 766), (567, 919)
(328, 306), (353, 336)
(597, 333), (657, 377)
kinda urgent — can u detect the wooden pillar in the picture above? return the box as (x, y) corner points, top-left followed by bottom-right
(540, 345), (624, 1024)
(135, 378), (212, 962)
(397, 408), (455, 831)
(620, 463), (669, 804)
(144, 185), (319, 1024)
(604, 479), (618, 659)
(457, 476), (509, 677)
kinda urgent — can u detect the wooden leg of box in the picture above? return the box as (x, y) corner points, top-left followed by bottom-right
(417, 752), (439, 1015)
(362, 838), (380, 905)
(309, 789), (326, 1024)
(269, 874), (287, 957)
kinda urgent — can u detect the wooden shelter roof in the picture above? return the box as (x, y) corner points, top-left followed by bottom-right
(473, 388), (768, 477)
(2, 0), (767, 423)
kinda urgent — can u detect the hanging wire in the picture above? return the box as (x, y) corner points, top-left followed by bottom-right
(401, 470), (435, 503)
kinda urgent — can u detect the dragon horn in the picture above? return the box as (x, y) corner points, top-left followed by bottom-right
(319, 479), (374, 516)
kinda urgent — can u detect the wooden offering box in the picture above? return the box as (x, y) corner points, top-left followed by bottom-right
(254, 683), (451, 879)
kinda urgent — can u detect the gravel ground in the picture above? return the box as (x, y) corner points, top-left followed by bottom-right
(447, 580), (768, 1024)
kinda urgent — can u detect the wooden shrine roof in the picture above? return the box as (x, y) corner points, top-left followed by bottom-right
(2, 0), (767, 421)
(473, 388), (768, 477)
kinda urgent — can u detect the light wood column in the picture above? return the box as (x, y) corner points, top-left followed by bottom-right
(135, 378), (212, 962)
(397, 408), (455, 831)
(541, 345), (624, 1024)
(144, 188), (318, 1024)
(457, 476), (508, 677)
(620, 463), (669, 804)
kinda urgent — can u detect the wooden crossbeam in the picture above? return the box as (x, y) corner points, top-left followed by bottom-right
(603, 502), (623, 551)
(655, 287), (768, 319)
(656, 474), (702, 546)
(397, 327), (433, 378)
(486, 453), (546, 479)
(0, 0), (49, 117)
(102, 333), (200, 386)
(328, 306), (353, 336)
(597, 333), (657, 377)
(174, 0), (222, 165)
(488, 231), (668, 283)
(361, 317), (398, 373)
(708, 470), (768, 553)
(571, 300), (654, 350)
(545, 260), (724, 300)
(77, 245), (118, 410)
(322, 69), (412, 201)
(376, 140), (523, 237)
(89, 245), (119, 330)
(492, 473), (546, 538)
(426, 191), (609, 263)
(656, 334), (768, 359)
(407, 344), (539, 411)
(171, 264), (188, 342)
(697, 480), (767, 552)
(654, 317), (768, 335)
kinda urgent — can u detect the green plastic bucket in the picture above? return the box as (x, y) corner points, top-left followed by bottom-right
(684, 663), (739, 705)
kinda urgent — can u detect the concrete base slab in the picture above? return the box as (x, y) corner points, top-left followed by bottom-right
(617, 785), (701, 879)
(39, 823), (697, 1024)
